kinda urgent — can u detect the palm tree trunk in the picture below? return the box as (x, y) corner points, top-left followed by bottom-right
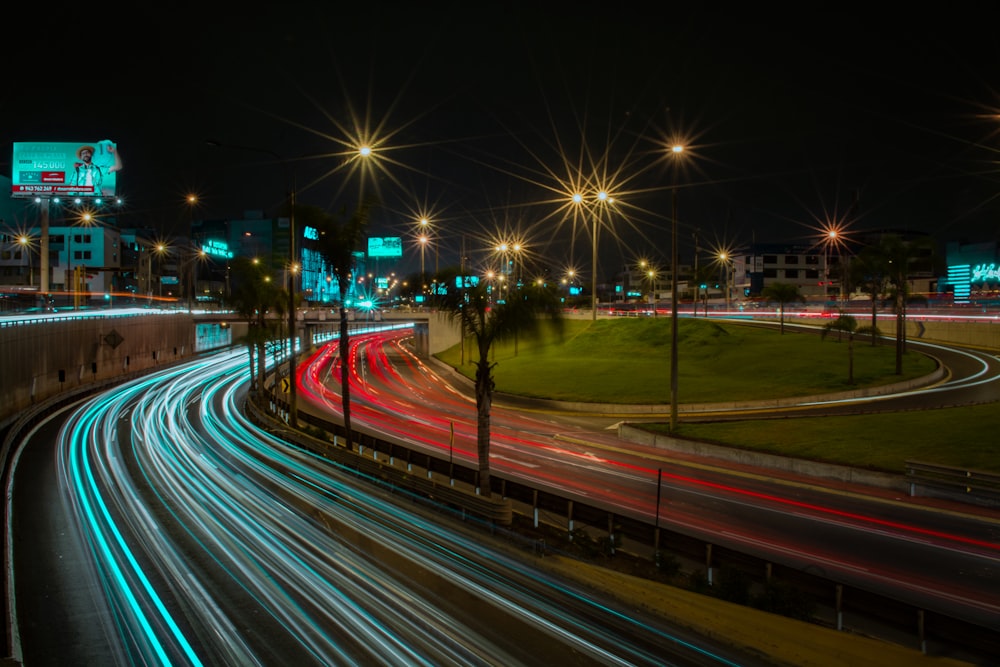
(848, 334), (854, 384)
(895, 292), (905, 374)
(474, 354), (493, 494)
(869, 295), (878, 346)
(339, 301), (353, 449)
(259, 315), (269, 392)
(246, 343), (256, 391)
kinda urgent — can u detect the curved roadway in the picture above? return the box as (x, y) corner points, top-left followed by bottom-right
(10, 348), (758, 666)
(296, 327), (1000, 637)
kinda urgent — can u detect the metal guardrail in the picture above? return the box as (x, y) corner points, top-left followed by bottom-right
(906, 460), (1000, 507)
(246, 390), (514, 526)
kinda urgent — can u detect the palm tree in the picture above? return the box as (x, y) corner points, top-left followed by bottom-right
(821, 312), (877, 384)
(228, 256), (286, 394)
(308, 200), (375, 449)
(761, 282), (803, 334)
(878, 234), (936, 374)
(849, 245), (889, 346)
(435, 269), (564, 494)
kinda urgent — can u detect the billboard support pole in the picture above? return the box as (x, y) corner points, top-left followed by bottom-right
(40, 199), (50, 295)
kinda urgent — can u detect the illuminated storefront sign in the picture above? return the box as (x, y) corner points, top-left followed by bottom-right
(11, 140), (122, 198)
(971, 263), (1000, 284)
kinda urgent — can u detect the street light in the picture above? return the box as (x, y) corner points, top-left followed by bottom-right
(647, 268), (657, 313)
(824, 229), (838, 303)
(17, 234), (34, 287)
(486, 270), (496, 306)
(183, 247), (209, 312)
(572, 190), (612, 321)
(669, 144), (684, 433)
(186, 194), (199, 310)
(511, 242), (522, 290)
(418, 232), (428, 278)
(417, 217), (431, 278)
(718, 251), (731, 311)
(150, 242), (168, 301)
(69, 211), (98, 309)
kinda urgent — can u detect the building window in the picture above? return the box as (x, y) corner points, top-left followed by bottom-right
(785, 269), (799, 279)
(805, 255), (819, 265)
(785, 255), (798, 264)
(763, 268), (777, 278)
(763, 255), (777, 264)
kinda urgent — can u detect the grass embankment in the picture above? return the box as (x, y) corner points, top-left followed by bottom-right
(436, 318), (999, 474)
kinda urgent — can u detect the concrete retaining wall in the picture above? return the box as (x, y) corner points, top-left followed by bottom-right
(909, 318), (1000, 350)
(0, 313), (196, 427)
(618, 423), (906, 491)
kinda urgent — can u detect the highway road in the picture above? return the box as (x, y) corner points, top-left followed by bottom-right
(296, 327), (1000, 638)
(9, 348), (761, 666)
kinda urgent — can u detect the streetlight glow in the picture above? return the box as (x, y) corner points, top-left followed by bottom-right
(571, 190), (616, 321)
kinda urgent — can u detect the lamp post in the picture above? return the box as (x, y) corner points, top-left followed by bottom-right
(17, 234), (33, 287)
(418, 216), (435, 277)
(419, 233), (428, 279)
(719, 251), (731, 311)
(495, 242), (509, 288)
(824, 229), (837, 304)
(148, 242), (168, 302)
(186, 194), (199, 311)
(669, 144), (684, 433)
(70, 211), (97, 309)
(592, 192), (609, 320)
(66, 224), (75, 303)
(144, 245), (154, 303)
(647, 268), (657, 313)
(571, 191), (610, 321)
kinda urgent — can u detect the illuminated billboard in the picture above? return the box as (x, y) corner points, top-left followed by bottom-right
(367, 236), (402, 258)
(11, 140), (122, 198)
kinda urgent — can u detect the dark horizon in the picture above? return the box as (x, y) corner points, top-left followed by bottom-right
(4, 4), (1000, 276)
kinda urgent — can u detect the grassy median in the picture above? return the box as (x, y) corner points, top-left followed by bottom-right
(436, 317), (999, 474)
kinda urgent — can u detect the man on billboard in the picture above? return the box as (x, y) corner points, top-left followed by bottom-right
(68, 141), (122, 196)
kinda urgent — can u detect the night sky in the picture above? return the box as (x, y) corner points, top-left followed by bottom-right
(4, 3), (1000, 276)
